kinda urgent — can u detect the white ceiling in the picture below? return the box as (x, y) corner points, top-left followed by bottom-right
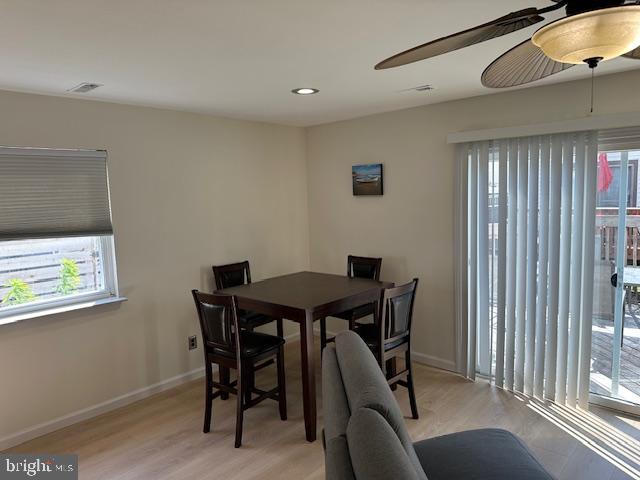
(1, 0), (639, 126)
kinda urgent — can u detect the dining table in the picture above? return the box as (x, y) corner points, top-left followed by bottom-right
(217, 270), (392, 442)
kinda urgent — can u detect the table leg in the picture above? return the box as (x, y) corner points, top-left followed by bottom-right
(300, 311), (317, 442)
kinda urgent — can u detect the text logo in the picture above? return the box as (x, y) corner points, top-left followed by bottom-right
(1, 455), (77, 480)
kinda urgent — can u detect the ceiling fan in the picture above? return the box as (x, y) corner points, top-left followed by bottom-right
(375, 0), (640, 89)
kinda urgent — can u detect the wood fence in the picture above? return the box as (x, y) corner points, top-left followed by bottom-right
(599, 226), (640, 266)
(0, 238), (103, 304)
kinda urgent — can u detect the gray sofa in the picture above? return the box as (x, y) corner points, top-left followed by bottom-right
(322, 331), (554, 480)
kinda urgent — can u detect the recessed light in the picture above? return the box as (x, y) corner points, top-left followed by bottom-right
(291, 87), (319, 95)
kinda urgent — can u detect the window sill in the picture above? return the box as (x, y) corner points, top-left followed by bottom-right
(0, 295), (127, 326)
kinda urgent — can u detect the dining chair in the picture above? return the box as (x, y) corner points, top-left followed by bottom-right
(191, 290), (287, 448)
(609, 260), (640, 347)
(320, 255), (382, 350)
(213, 261), (284, 338)
(353, 278), (419, 419)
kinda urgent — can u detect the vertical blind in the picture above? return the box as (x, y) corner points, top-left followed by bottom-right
(0, 147), (113, 240)
(462, 132), (598, 408)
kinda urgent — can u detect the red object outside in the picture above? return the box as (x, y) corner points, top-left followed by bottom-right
(598, 152), (613, 192)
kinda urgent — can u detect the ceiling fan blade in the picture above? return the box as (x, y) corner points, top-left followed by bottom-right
(481, 39), (573, 88)
(623, 46), (640, 60)
(375, 8), (544, 70)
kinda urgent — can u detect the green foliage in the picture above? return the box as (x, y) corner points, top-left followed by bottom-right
(57, 258), (81, 295)
(2, 279), (36, 305)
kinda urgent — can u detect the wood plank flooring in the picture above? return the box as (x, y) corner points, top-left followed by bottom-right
(5, 338), (640, 480)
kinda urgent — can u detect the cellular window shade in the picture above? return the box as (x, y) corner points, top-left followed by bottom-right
(0, 147), (113, 240)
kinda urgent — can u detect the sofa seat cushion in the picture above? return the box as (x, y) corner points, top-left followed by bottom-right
(414, 428), (554, 480)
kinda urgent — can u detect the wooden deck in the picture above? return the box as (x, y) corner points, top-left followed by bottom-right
(591, 316), (640, 403)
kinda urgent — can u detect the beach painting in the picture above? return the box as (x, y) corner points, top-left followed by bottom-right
(352, 164), (383, 196)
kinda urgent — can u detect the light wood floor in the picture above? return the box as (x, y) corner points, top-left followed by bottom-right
(6, 338), (640, 480)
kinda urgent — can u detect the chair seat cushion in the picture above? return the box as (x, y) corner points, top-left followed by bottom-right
(238, 310), (276, 329)
(212, 331), (284, 358)
(334, 303), (376, 321)
(414, 428), (553, 480)
(353, 323), (406, 350)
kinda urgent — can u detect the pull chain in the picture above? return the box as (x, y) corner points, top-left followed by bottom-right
(585, 57), (601, 114)
(590, 67), (595, 114)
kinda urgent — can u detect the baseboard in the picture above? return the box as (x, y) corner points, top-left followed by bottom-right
(314, 327), (457, 373)
(1, 330), (304, 452)
(0, 331), (454, 451)
(284, 331), (301, 342)
(0, 366), (208, 451)
(411, 351), (457, 373)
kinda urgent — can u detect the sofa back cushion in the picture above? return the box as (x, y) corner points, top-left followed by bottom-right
(335, 331), (427, 479)
(325, 435), (356, 480)
(322, 344), (351, 441)
(347, 407), (423, 480)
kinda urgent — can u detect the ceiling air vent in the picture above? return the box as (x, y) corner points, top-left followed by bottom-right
(399, 84), (435, 93)
(67, 83), (102, 93)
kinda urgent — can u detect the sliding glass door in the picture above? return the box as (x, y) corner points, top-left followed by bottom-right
(591, 148), (640, 414)
(463, 127), (640, 414)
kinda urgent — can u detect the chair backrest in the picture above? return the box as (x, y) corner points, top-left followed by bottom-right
(191, 290), (240, 356)
(377, 279), (419, 351)
(212, 261), (251, 290)
(347, 255), (382, 281)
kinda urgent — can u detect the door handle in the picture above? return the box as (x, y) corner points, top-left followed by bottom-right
(611, 272), (618, 288)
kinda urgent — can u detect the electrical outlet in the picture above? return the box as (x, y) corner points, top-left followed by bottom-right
(188, 335), (197, 350)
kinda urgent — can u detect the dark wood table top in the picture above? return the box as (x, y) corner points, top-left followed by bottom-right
(218, 270), (391, 442)
(218, 271), (389, 314)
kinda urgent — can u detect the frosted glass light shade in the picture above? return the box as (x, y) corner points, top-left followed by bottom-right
(532, 6), (640, 64)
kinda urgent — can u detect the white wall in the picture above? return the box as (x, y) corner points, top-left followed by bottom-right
(306, 69), (640, 371)
(3, 68), (640, 446)
(0, 90), (309, 443)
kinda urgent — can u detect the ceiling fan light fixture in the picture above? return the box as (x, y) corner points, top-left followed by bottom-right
(532, 6), (640, 65)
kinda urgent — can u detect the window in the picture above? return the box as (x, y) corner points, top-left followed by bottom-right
(0, 147), (121, 325)
(595, 153), (639, 208)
